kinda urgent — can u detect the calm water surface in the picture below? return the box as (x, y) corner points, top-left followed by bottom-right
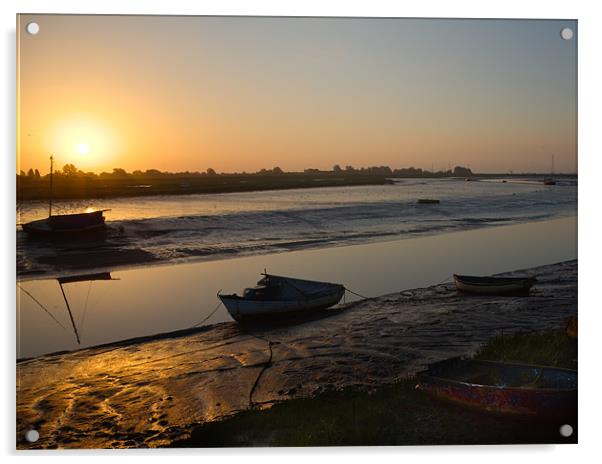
(17, 216), (576, 359)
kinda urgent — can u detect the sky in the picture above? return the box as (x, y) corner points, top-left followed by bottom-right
(17, 15), (577, 174)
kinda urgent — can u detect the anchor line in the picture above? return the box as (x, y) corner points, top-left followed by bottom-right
(17, 284), (67, 331)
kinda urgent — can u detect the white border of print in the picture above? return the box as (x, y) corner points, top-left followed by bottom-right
(2, 1), (600, 463)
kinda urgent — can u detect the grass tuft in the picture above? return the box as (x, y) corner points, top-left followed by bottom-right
(475, 330), (577, 370)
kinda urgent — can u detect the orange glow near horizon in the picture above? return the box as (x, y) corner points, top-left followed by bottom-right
(40, 116), (121, 171)
(17, 15), (577, 175)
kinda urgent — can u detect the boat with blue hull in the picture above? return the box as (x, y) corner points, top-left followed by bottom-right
(219, 273), (345, 322)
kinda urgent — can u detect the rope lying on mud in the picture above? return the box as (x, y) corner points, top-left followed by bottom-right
(188, 285), (371, 408)
(248, 337), (275, 408)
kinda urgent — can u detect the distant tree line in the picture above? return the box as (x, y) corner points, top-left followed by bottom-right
(17, 164), (473, 180)
(321, 164), (473, 178)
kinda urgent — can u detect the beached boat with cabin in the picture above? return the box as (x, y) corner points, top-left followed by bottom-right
(219, 273), (345, 322)
(453, 274), (536, 295)
(417, 357), (577, 417)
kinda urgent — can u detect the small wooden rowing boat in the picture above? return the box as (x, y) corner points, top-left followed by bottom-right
(453, 274), (536, 295)
(416, 357), (577, 417)
(219, 273), (345, 322)
(417, 199), (440, 204)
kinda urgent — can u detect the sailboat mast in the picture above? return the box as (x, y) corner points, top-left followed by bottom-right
(48, 155), (54, 217)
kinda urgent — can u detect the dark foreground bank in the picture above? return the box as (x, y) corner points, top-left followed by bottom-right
(173, 330), (577, 447)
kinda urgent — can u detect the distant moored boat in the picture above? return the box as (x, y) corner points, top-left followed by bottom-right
(219, 273), (345, 322)
(543, 154), (557, 185)
(417, 198), (440, 204)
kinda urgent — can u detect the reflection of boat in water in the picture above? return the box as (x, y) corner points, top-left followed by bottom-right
(416, 357), (577, 417)
(417, 199), (440, 204)
(20, 155), (109, 236)
(453, 274), (536, 295)
(219, 273), (345, 322)
(18, 272), (117, 345)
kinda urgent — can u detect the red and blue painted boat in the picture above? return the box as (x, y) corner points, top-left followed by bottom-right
(416, 357), (577, 417)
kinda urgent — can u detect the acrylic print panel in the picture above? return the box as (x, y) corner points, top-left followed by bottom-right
(16, 15), (577, 449)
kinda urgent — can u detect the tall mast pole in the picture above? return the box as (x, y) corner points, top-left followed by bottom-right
(48, 155), (53, 217)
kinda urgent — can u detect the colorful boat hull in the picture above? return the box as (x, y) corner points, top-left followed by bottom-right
(417, 357), (577, 417)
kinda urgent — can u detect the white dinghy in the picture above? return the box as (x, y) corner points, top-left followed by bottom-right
(219, 273), (345, 322)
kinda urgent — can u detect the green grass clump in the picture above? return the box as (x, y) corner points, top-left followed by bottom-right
(474, 330), (577, 370)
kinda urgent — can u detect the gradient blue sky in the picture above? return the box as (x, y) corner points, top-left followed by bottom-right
(18, 16), (577, 173)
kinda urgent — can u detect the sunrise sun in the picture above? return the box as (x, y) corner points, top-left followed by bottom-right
(42, 115), (121, 171)
(76, 143), (90, 156)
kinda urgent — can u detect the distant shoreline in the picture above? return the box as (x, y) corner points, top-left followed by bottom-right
(17, 173), (393, 202)
(16, 172), (577, 203)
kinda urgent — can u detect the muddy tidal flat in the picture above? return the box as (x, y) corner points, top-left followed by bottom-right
(17, 260), (577, 449)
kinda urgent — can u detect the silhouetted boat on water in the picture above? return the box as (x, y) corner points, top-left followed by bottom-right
(417, 198), (440, 204)
(417, 357), (577, 417)
(219, 273), (345, 322)
(543, 155), (556, 185)
(21, 155), (109, 236)
(22, 210), (108, 236)
(453, 274), (537, 295)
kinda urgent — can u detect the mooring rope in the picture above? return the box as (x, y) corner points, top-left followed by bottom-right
(189, 299), (223, 329)
(17, 284), (67, 331)
(343, 287), (371, 300)
(435, 275), (454, 286)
